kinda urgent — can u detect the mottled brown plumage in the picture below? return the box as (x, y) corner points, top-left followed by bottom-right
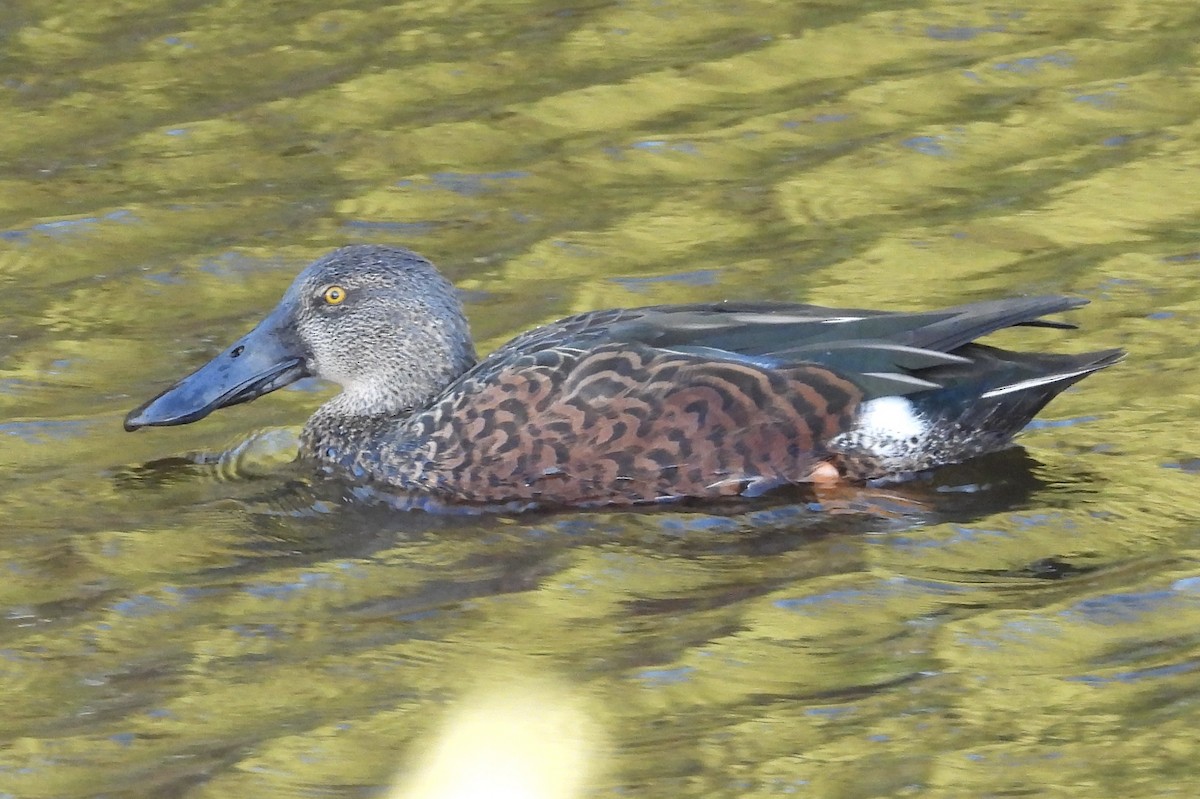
(126, 245), (1122, 510)
(311, 343), (863, 505)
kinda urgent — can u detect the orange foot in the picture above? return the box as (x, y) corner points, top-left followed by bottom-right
(804, 461), (930, 517)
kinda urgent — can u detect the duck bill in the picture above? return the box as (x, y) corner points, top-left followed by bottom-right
(124, 307), (309, 431)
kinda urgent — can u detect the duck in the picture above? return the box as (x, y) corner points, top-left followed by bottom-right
(125, 245), (1122, 509)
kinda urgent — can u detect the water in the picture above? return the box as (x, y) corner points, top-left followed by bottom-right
(2, 1), (1199, 796)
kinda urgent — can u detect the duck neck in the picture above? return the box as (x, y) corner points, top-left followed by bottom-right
(300, 344), (476, 460)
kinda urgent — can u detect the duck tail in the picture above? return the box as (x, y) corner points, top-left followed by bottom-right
(831, 346), (1124, 481)
(901, 295), (1090, 353)
(977, 347), (1125, 402)
(918, 345), (1124, 456)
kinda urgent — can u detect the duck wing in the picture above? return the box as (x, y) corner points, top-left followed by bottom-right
(475, 296), (1095, 400)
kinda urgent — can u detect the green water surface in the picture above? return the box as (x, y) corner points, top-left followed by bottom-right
(2, 1), (1199, 797)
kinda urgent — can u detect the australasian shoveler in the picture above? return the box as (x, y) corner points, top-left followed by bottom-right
(126, 245), (1122, 509)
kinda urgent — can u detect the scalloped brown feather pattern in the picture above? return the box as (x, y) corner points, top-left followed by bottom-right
(311, 342), (863, 507)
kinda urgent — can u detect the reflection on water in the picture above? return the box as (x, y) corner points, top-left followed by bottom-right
(390, 676), (603, 799)
(2, 0), (1199, 797)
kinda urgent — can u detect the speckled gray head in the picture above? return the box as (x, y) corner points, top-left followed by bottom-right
(124, 245), (477, 431)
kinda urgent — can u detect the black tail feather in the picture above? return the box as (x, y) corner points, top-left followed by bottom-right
(918, 345), (1124, 435)
(901, 296), (1089, 353)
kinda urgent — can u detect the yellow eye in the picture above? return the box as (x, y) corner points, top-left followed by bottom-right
(323, 285), (346, 305)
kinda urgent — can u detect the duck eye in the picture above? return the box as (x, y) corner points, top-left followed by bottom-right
(322, 285), (347, 305)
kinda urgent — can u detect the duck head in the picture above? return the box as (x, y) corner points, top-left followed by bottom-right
(125, 245), (476, 431)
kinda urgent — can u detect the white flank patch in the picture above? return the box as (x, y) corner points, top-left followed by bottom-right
(855, 396), (927, 440)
